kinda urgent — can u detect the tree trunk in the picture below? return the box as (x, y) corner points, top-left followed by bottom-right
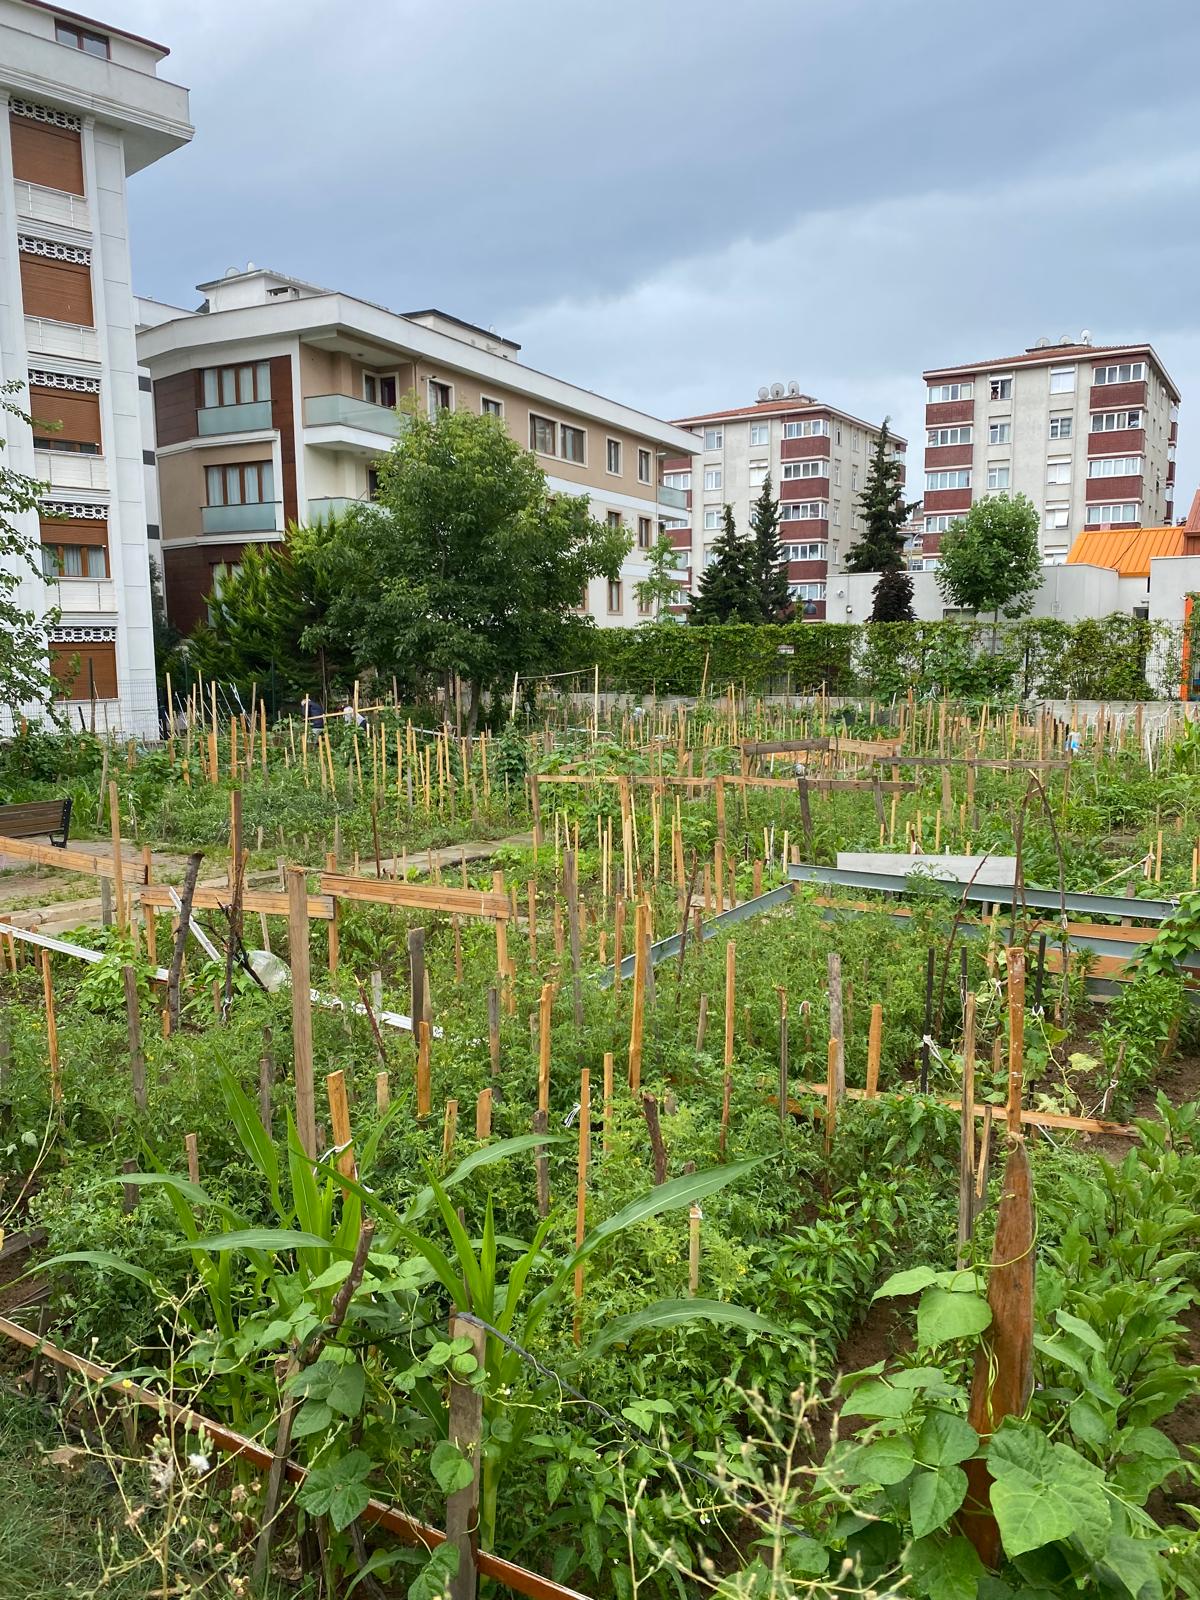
(466, 679), (483, 738)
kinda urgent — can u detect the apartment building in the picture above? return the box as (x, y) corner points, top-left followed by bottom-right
(135, 268), (698, 634)
(0, 2), (191, 735)
(664, 386), (906, 619)
(921, 336), (1180, 565)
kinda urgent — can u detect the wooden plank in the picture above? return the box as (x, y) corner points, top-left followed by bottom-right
(0, 832), (148, 882)
(138, 885), (334, 920)
(781, 1082), (1135, 1137)
(320, 873), (509, 920)
(740, 739), (831, 758)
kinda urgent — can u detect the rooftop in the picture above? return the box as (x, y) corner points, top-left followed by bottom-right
(1066, 525), (1184, 579)
(672, 394), (906, 442)
(925, 338), (1180, 399)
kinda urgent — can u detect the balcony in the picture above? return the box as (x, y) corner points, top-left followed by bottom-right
(25, 315), (98, 363)
(303, 393), (405, 455)
(200, 501), (281, 536)
(34, 450), (107, 492)
(45, 577), (116, 613)
(657, 483), (688, 511)
(307, 496), (369, 522)
(15, 180), (90, 232)
(198, 400), (273, 437)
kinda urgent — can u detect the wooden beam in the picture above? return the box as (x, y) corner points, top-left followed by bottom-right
(781, 1083), (1135, 1137)
(0, 833), (148, 882)
(138, 885), (334, 920)
(320, 873), (509, 920)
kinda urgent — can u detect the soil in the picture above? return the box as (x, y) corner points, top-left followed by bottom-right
(809, 1295), (916, 1457)
(1149, 1301), (1200, 1527)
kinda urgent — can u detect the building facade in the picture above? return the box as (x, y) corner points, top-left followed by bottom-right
(921, 337), (1180, 565)
(135, 268), (698, 635)
(663, 388), (906, 619)
(0, 2), (191, 735)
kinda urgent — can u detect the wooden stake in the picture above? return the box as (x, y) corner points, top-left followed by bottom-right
(108, 779), (126, 929)
(827, 951), (845, 1098)
(326, 1069), (356, 1180)
(1006, 947), (1025, 1136)
(602, 1050), (614, 1155)
(865, 1002), (882, 1098)
(288, 867), (317, 1159)
(124, 964), (146, 1113)
(475, 1087), (492, 1139)
(416, 1021), (432, 1117)
(40, 948), (60, 1104)
(572, 1066), (591, 1345)
(487, 987), (501, 1078)
(445, 1313), (486, 1600)
(688, 1202), (701, 1296)
(442, 1098), (458, 1161)
(824, 1036), (838, 1154)
(956, 994), (977, 1269)
(375, 1070), (390, 1115)
(628, 901), (648, 1093)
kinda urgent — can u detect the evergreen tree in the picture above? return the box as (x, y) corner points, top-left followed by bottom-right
(870, 565), (915, 622)
(688, 505), (758, 624)
(844, 420), (917, 573)
(749, 474), (792, 622)
(634, 533), (685, 621)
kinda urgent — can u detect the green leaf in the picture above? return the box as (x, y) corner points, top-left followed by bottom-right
(586, 1297), (783, 1357)
(987, 1420), (1110, 1559)
(430, 1440), (474, 1495)
(408, 1545), (459, 1600)
(404, 1134), (571, 1224)
(297, 1447), (374, 1532)
(327, 1360), (365, 1418)
(177, 1227), (345, 1255)
(308, 1259), (353, 1292)
(909, 1464), (968, 1538)
(345, 1548), (398, 1596)
(218, 1053), (280, 1203)
(291, 1399), (333, 1438)
(915, 1409), (978, 1468)
(917, 1287), (992, 1349)
(839, 1380), (913, 1419)
(33, 1250), (158, 1287)
(844, 1435), (915, 1486)
(905, 1533), (986, 1600)
(873, 1265), (950, 1299)
(546, 1459), (569, 1506)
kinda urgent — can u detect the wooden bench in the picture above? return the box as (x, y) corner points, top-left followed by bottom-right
(0, 798), (72, 847)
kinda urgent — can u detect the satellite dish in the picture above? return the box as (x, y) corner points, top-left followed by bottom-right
(757, 386), (770, 402)
(770, 382), (785, 399)
(787, 381), (800, 396)
(1080, 329), (1092, 345)
(1058, 333), (1074, 345)
(1034, 337), (1051, 349)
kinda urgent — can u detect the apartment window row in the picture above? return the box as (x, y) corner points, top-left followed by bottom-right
(1044, 505), (1070, 531)
(783, 419), (829, 439)
(55, 18), (109, 55)
(927, 382), (973, 403)
(1087, 456), (1143, 478)
(1091, 409), (1142, 432)
(42, 541), (107, 579)
(926, 469), (971, 491)
(1093, 361), (1145, 386)
(203, 363), (271, 409)
(924, 514), (956, 535)
(780, 501), (828, 521)
(927, 425), (972, 447)
(30, 367), (102, 454)
(205, 461), (275, 506)
(1085, 502), (1139, 525)
(531, 415), (651, 481)
(790, 582), (826, 601)
(781, 459), (828, 479)
(784, 542), (827, 561)
(662, 469), (690, 490)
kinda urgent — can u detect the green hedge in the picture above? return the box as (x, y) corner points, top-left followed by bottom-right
(551, 616), (1181, 701)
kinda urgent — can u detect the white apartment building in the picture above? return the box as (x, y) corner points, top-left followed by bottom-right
(0, 1), (191, 735)
(135, 268), (698, 635)
(665, 386), (906, 619)
(921, 336), (1180, 566)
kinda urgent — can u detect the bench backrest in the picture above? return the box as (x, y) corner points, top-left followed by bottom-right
(0, 798), (72, 844)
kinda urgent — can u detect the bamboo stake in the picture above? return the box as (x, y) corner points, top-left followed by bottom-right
(628, 901), (648, 1093)
(108, 780), (126, 930)
(957, 994), (977, 1268)
(184, 1132), (200, 1184)
(572, 1066), (591, 1345)
(375, 1070), (390, 1114)
(40, 948), (60, 1104)
(288, 867), (317, 1159)
(442, 1099), (458, 1161)
(537, 982), (553, 1112)
(688, 1203), (701, 1296)
(719, 941), (735, 1159)
(824, 1036), (837, 1155)
(602, 1050), (614, 1155)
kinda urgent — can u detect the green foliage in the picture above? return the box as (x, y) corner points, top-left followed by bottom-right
(0, 380), (60, 715)
(633, 533), (686, 622)
(844, 420), (916, 574)
(748, 475), (791, 622)
(935, 492), (1043, 621)
(689, 505), (760, 625)
(870, 565), (915, 622)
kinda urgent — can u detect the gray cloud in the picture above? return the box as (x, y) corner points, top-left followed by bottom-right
(115, 0), (1200, 508)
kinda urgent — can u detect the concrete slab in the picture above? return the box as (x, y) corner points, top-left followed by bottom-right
(836, 851), (1018, 886)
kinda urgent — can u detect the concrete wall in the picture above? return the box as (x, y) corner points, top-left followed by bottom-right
(839, 562), (1123, 624)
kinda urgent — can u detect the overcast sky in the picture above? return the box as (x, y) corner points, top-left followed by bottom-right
(116, 0), (1200, 505)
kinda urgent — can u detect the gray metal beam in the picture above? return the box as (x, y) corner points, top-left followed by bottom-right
(788, 863), (1177, 923)
(596, 882), (795, 988)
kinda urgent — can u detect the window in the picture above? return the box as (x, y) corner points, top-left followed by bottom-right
(202, 363), (271, 408)
(783, 418), (829, 438)
(561, 424), (586, 463)
(851, 466), (859, 492)
(749, 422), (770, 446)
(1088, 456), (1143, 478)
(780, 501), (827, 521)
(833, 463), (842, 486)
(924, 514), (956, 534)
(606, 438), (622, 474)
(606, 510), (623, 530)
(749, 463), (768, 488)
(41, 541), (107, 579)
(703, 509), (722, 530)
(480, 395), (504, 417)
(30, 380), (101, 454)
(1049, 367), (1076, 393)
(428, 380), (452, 414)
(1085, 502), (1139, 525)
(367, 467), (380, 500)
(1048, 413), (1073, 439)
(987, 465), (1010, 490)
(988, 421), (1011, 445)
(530, 414), (556, 454)
(364, 373), (398, 408)
(662, 470), (690, 490)
(637, 448), (652, 484)
(989, 374), (1013, 401)
(835, 423), (843, 445)
(703, 466), (722, 492)
(927, 382), (973, 403)
(784, 542), (827, 561)
(1093, 361), (1145, 385)
(1046, 459), (1071, 485)
(606, 579), (622, 613)
(831, 502), (840, 525)
(1043, 544), (1069, 565)
(205, 462), (275, 506)
(54, 19), (108, 55)
(790, 581), (826, 601)
(1091, 410), (1142, 432)
(637, 516), (652, 549)
(925, 469), (971, 491)
(781, 460), (828, 479)
(1044, 504), (1070, 530)
(927, 425), (973, 447)
(852, 429), (861, 451)
(703, 428), (723, 450)
(637, 591), (653, 617)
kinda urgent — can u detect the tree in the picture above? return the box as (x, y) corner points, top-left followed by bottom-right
(0, 382), (58, 716)
(748, 474), (792, 621)
(870, 565), (915, 622)
(689, 505), (759, 624)
(935, 493), (1042, 642)
(633, 533), (684, 622)
(320, 405), (629, 731)
(844, 420), (917, 573)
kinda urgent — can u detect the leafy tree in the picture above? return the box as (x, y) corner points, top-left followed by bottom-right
(689, 505), (759, 624)
(844, 420), (917, 573)
(748, 474), (792, 622)
(935, 492), (1042, 641)
(321, 406), (628, 731)
(871, 565), (915, 622)
(0, 381), (58, 715)
(633, 533), (684, 622)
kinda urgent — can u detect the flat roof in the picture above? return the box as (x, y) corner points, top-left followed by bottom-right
(672, 395), (906, 443)
(16, 0), (170, 55)
(924, 342), (1180, 400)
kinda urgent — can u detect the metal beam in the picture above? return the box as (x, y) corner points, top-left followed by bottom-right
(788, 863), (1177, 923)
(597, 882), (795, 988)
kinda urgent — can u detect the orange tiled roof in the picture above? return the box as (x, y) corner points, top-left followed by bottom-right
(1066, 525), (1184, 578)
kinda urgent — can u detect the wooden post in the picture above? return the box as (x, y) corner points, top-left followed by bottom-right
(416, 1021), (432, 1118)
(40, 949), (60, 1105)
(688, 1203), (701, 1297)
(827, 951), (845, 1098)
(602, 1050), (614, 1155)
(184, 1132), (200, 1184)
(572, 1066), (591, 1345)
(288, 867), (317, 1159)
(445, 1313), (487, 1600)
(442, 1098), (458, 1161)
(1006, 947), (1025, 1136)
(375, 1070), (390, 1114)
(325, 852), (340, 974)
(719, 941), (735, 1159)
(326, 1069), (356, 1180)
(537, 982), (553, 1112)
(696, 992), (708, 1052)
(492, 871), (512, 1013)
(957, 994), (977, 1269)
(533, 1108), (550, 1218)
(865, 1002), (882, 1098)
(628, 901), (648, 1093)
(777, 987), (789, 1133)
(475, 1087), (492, 1139)
(124, 964), (146, 1113)
(824, 1036), (838, 1155)
(108, 779), (126, 930)
(487, 987), (501, 1078)
(142, 845), (157, 967)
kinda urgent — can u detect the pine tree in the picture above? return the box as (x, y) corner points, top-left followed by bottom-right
(870, 565), (915, 622)
(844, 420), (917, 573)
(749, 474), (792, 622)
(688, 505), (758, 624)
